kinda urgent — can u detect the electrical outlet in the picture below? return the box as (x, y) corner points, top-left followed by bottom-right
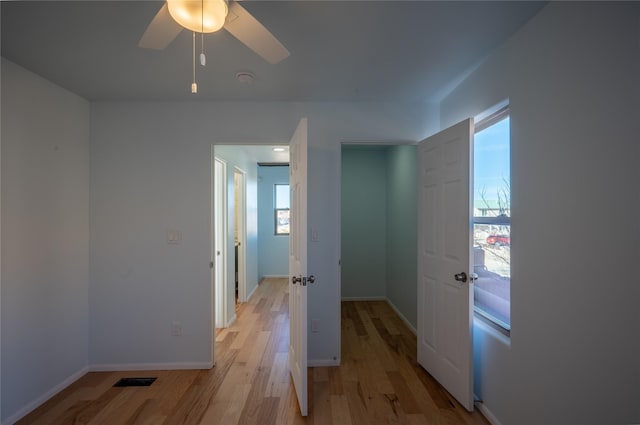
(171, 321), (182, 336)
(311, 319), (320, 333)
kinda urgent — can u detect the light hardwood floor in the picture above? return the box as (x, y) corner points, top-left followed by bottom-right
(17, 278), (488, 425)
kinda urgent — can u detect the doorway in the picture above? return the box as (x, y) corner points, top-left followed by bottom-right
(339, 144), (418, 333)
(212, 144), (291, 330)
(211, 132), (307, 413)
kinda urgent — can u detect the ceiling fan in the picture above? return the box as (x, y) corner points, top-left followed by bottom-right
(139, 0), (290, 65)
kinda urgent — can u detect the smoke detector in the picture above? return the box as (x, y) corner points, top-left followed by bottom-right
(235, 71), (255, 84)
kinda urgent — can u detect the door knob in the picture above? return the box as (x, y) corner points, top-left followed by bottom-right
(454, 272), (468, 283)
(291, 276), (302, 284)
(307, 275), (315, 284)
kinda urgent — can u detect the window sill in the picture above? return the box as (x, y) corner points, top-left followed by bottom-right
(473, 307), (510, 338)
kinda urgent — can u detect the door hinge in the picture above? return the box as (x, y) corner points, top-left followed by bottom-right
(209, 261), (214, 269)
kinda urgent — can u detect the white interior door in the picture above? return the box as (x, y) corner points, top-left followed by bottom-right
(417, 118), (474, 411)
(288, 118), (309, 416)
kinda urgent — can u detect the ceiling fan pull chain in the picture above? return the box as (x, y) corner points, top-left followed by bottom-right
(191, 32), (198, 94)
(200, 0), (206, 66)
(200, 34), (206, 67)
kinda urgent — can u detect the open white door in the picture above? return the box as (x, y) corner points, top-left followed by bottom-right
(417, 118), (474, 411)
(289, 118), (309, 416)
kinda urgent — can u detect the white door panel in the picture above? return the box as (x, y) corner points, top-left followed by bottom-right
(418, 118), (474, 411)
(289, 118), (308, 416)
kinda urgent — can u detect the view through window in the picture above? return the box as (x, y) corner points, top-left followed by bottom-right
(275, 184), (290, 235)
(473, 107), (511, 330)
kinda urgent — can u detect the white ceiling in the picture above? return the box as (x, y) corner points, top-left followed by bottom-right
(1, 1), (545, 102)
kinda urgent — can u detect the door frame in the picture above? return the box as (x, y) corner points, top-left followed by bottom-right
(234, 167), (247, 303)
(213, 157), (228, 330)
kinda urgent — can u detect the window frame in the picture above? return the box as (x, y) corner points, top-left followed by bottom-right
(473, 105), (511, 334)
(274, 184), (290, 236)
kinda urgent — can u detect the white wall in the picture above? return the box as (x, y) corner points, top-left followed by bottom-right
(90, 104), (214, 368)
(89, 101), (433, 367)
(440, 3), (640, 424)
(1, 59), (90, 423)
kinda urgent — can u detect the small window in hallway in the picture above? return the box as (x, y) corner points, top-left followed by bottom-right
(473, 106), (511, 331)
(275, 184), (290, 235)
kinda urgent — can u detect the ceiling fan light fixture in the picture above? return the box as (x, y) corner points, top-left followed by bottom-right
(167, 0), (228, 33)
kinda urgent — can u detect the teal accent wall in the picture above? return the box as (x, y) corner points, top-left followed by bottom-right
(341, 146), (388, 298)
(341, 144), (418, 328)
(385, 145), (418, 328)
(258, 165), (290, 278)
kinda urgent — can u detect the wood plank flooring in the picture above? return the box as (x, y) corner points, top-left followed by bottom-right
(16, 278), (488, 425)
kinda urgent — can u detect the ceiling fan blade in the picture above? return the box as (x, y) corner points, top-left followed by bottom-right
(224, 2), (290, 65)
(139, 3), (183, 50)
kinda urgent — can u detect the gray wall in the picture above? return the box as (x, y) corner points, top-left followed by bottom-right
(1, 59), (90, 423)
(385, 145), (418, 329)
(89, 101), (433, 369)
(341, 146), (388, 299)
(89, 104), (213, 368)
(258, 165), (290, 279)
(440, 2), (640, 424)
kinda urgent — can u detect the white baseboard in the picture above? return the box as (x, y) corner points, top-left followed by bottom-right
(245, 283), (258, 302)
(383, 298), (417, 335)
(475, 401), (503, 425)
(308, 358), (340, 367)
(89, 361), (213, 372)
(2, 365), (89, 425)
(225, 313), (237, 328)
(341, 296), (386, 301)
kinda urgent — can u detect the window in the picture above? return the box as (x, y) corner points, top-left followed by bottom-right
(275, 184), (290, 235)
(473, 107), (510, 331)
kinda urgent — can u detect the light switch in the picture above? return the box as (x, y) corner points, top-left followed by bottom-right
(167, 230), (182, 244)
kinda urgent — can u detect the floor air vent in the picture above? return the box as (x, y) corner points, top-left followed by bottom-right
(113, 377), (157, 387)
